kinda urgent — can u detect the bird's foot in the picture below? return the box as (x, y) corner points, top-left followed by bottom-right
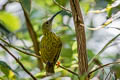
(56, 61), (60, 68)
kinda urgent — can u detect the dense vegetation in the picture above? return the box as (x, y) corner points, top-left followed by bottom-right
(0, 0), (120, 80)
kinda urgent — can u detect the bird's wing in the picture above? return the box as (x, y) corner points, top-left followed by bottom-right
(46, 36), (62, 64)
(53, 44), (62, 64)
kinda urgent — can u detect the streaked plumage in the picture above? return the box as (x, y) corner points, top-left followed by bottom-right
(40, 10), (62, 75)
(40, 32), (62, 64)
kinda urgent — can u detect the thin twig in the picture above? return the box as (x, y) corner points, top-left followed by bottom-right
(53, 0), (72, 13)
(58, 65), (80, 78)
(0, 37), (41, 59)
(89, 34), (120, 66)
(88, 61), (120, 76)
(114, 73), (117, 80)
(107, 27), (120, 30)
(105, 71), (111, 80)
(0, 43), (37, 80)
(88, 11), (120, 30)
(19, 38), (28, 48)
(108, 42), (120, 48)
(89, 0), (120, 14)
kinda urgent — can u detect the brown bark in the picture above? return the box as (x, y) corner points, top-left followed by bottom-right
(70, 0), (88, 78)
(20, 2), (44, 70)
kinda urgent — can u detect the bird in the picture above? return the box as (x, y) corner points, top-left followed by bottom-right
(40, 10), (63, 76)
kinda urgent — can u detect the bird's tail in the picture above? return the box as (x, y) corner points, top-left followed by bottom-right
(45, 62), (55, 76)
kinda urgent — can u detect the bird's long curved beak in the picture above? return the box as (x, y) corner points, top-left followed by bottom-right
(49, 10), (63, 22)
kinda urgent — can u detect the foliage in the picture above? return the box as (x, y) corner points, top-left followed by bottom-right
(0, 12), (20, 32)
(0, 0), (120, 80)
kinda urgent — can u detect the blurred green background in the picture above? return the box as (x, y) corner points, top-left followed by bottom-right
(0, 0), (120, 80)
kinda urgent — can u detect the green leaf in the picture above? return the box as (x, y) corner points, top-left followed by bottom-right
(87, 49), (95, 61)
(80, 2), (90, 14)
(35, 0), (52, 7)
(111, 64), (120, 78)
(20, 0), (31, 14)
(56, 0), (69, 6)
(8, 70), (16, 80)
(0, 12), (21, 32)
(72, 41), (77, 53)
(0, 22), (11, 35)
(0, 61), (16, 79)
(106, 0), (114, 3)
(106, 4), (112, 18)
(61, 48), (73, 58)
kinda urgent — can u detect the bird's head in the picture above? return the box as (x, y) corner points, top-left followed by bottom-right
(42, 10), (63, 34)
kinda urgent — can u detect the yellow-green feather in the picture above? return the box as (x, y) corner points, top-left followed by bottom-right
(40, 10), (63, 75)
(40, 31), (62, 65)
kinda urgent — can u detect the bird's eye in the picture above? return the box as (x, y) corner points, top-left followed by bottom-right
(46, 22), (49, 24)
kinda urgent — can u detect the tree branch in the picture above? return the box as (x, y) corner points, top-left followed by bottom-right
(0, 37), (41, 59)
(58, 65), (80, 78)
(19, 1), (44, 70)
(0, 43), (37, 80)
(89, 34), (120, 66)
(89, 0), (120, 14)
(88, 61), (120, 77)
(88, 11), (120, 30)
(70, 0), (88, 79)
(53, 0), (72, 13)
